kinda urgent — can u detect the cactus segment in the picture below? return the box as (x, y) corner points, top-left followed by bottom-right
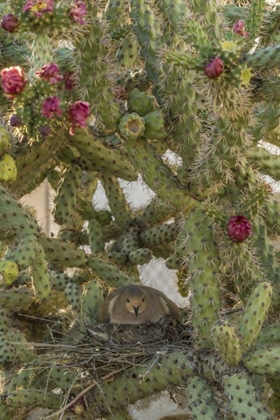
(187, 376), (219, 419)
(53, 164), (82, 225)
(122, 136), (196, 210)
(94, 351), (193, 411)
(244, 347), (280, 375)
(130, 0), (160, 83)
(2, 389), (61, 409)
(128, 89), (157, 117)
(39, 236), (88, 267)
(139, 222), (179, 247)
(64, 282), (82, 311)
(223, 372), (274, 420)
(99, 173), (133, 227)
(88, 218), (105, 254)
(238, 282), (272, 351)
(88, 257), (135, 287)
(211, 321), (242, 365)
(67, 129), (138, 182)
(143, 110), (167, 141)
(117, 34), (140, 68)
(81, 279), (104, 324)
(31, 243), (51, 301)
(0, 127), (11, 154)
(182, 207), (222, 340)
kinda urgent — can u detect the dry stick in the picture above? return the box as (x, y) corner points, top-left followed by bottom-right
(43, 369), (124, 419)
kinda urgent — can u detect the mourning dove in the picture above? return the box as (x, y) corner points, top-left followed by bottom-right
(97, 284), (182, 324)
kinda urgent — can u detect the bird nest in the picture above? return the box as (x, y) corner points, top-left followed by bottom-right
(4, 317), (193, 419)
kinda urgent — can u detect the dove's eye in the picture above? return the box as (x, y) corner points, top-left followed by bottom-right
(127, 298), (130, 303)
(142, 297), (145, 302)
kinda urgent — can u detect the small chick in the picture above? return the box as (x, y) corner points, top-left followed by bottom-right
(98, 284), (182, 324)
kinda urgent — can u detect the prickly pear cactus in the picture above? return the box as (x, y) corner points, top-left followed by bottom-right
(0, 0), (280, 418)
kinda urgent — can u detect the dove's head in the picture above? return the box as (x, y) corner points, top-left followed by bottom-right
(123, 286), (149, 317)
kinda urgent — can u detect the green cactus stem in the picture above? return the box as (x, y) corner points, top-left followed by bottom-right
(94, 351), (194, 412)
(99, 173), (133, 228)
(186, 376), (219, 419)
(211, 320), (242, 365)
(130, 0), (161, 83)
(39, 235), (88, 267)
(81, 279), (104, 324)
(88, 257), (135, 287)
(122, 135), (196, 211)
(238, 282), (272, 352)
(67, 129), (138, 182)
(53, 164), (82, 225)
(223, 372), (275, 420)
(244, 347), (280, 376)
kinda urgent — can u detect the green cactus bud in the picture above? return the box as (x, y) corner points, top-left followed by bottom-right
(118, 113), (146, 141)
(144, 110), (167, 140)
(128, 89), (157, 116)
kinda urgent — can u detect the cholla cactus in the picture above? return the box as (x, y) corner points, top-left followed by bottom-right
(0, 0), (280, 418)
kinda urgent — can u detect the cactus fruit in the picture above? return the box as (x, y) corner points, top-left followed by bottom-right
(0, 260), (19, 285)
(0, 154), (17, 183)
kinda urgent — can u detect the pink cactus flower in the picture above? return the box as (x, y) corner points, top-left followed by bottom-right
(22, 0), (54, 17)
(233, 20), (249, 38)
(204, 57), (224, 79)
(69, 0), (87, 25)
(36, 63), (63, 84)
(42, 96), (63, 119)
(1, 14), (19, 33)
(68, 101), (90, 135)
(227, 215), (252, 243)
(0, 66), (25, 96)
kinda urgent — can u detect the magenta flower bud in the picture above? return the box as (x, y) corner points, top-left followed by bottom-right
(36, 63), (63, 84)
(227, 215), (252, 243)
(9, 115), (22, 127)
(69, 0), (87, 25)
(233, 20), (249, 37)
(68, 101), (90, 135)
(1, 14), (19, 33)
(204, 57), (224, 79)
(42, 96), (63, 119)
(64, 72), (77, 91)
(39, 125), (51, 136)
(0, 66), (25, 96)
